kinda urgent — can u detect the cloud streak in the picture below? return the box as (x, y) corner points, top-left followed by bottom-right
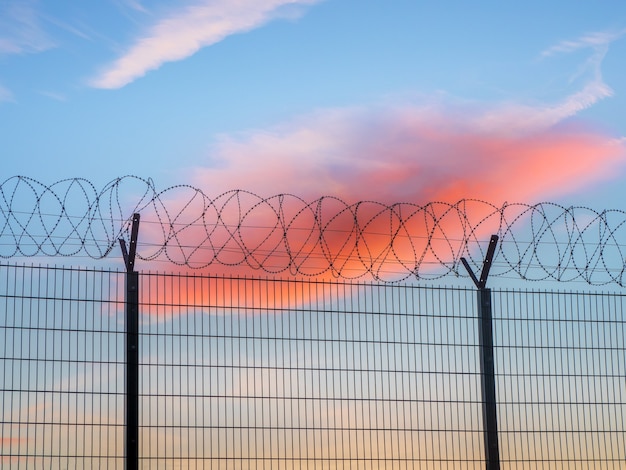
(535, 28), (626, 126)
(0, 83), (13, 103)
(90, 0), (322, 89)
(0, 1), (54, 55)
(541, 29), (626, 57)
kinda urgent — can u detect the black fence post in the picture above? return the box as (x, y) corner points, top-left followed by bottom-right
(477, 286), (500, 469)
(461, 235), (501, 470)
(119, 213), (140, 470)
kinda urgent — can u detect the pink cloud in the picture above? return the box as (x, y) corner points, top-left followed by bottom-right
(192, 102), (625, 205)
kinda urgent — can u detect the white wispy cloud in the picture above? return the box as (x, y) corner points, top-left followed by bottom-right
(474, 79), (614, 136)
(38, 90), (67, 101)
(117, 0), (148, 13)
(541, 29), (626, 57)
(0, 83), (14, 103)
(90, 0), (322, 89)
(478, 29), (624, 134)
(0, 1), (54, 55)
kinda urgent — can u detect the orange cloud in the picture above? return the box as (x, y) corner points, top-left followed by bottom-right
(187, 102), (622, 271)
(130, 101), (625, 312)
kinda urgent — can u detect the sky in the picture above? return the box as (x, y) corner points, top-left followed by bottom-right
(2, 0), (626, 280)
(1, 0), (626, 208)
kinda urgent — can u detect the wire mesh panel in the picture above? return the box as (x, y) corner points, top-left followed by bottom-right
(493, 289), (626, 469)
(0, 263), (126, 469)
(2, 263), (625, 468)
(138, 273), (484, 469)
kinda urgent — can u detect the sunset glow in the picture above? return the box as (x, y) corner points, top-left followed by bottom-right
(2, 1), (626, 468)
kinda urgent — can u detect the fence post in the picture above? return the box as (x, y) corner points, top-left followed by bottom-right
(120, 213), (140, 470)
(461, 235), (501, 470)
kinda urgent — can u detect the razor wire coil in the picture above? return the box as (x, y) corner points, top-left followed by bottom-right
(2, 175), (626, 285)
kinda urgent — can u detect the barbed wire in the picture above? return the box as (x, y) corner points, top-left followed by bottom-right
(1, 175), (626, 284)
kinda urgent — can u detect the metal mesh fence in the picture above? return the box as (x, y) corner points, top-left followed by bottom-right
(138, 273), (484, 468)
(1, 263), (624, 468)
(493, 289), (626, 468)
(0, 264), (126, 468)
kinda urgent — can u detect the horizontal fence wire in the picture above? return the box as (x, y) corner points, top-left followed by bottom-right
(1, 263), (625, 468)
(4, 175), (626, 284)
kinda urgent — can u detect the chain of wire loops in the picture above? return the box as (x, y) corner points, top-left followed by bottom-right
(1, 175), (626, 284)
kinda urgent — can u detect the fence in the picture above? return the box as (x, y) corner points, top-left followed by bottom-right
(1, 262), (624, 468)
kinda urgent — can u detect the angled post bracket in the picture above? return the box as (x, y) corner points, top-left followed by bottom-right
(119, 213), (140, 273)
(461, 234), (498, 289)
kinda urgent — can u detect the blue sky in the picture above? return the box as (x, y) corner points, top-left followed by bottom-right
(1, 1), (625, 205)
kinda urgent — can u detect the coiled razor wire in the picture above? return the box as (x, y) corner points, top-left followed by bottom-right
(2, 175), (626, 284)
